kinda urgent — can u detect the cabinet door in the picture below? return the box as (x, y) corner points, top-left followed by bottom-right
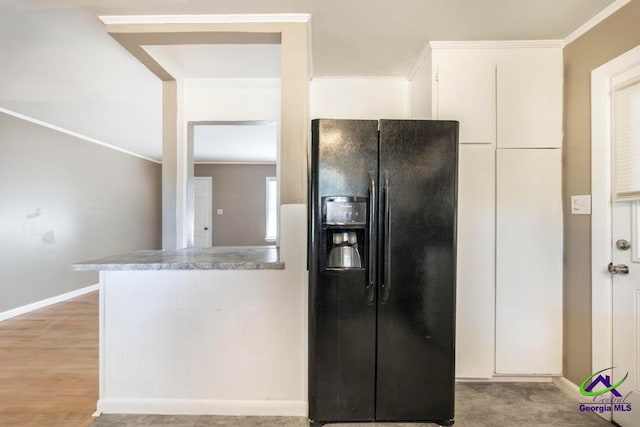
(433, 49), (495, 144)
(496, 49), (563, 148)
(495, 148), (562, 375)
(456, 146), (495, 378)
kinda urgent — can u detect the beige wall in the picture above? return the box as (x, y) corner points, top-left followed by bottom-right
(0, 112), (161, 313)
(563, 0), (640, 385)
(195, 164), (276, 246)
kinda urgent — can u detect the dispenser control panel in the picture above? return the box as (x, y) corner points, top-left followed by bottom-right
(322, 196), (367, 225)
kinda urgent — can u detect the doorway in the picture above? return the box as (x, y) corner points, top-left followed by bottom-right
(591, 46), (640, 426)
(191, 120), (278, 247)
(143, 42), (282, 248)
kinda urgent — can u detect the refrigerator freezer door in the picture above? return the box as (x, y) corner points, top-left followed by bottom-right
(309, 119), (379, 422)
(376, 120), (458, 422)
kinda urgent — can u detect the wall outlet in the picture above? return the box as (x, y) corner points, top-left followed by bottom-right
(571, 195), (591, 215)
(217, 209), (223, 215)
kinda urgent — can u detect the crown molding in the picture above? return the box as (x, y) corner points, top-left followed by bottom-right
(429, 40), (564, 50)
(564, 0), (630, 46)
(0, 107), (161, 164)
(307, 17), (314, 79)
(99, 13), (311, 26)
(311, 76), (408, 81)
(407, 43), (431, 81)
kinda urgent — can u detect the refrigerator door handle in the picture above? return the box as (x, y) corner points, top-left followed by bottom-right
(381, 170), (391, 304)
(367, 172), (376, 305)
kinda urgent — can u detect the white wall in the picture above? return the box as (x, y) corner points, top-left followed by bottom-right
(98, 205), (307, 416)
(309, 78), (409, 119)
(0, 4), (162, 160)
(184, 78), (281, 122)
(409, 48), (433, 119)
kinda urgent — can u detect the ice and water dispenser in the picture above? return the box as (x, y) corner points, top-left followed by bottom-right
(321, 196), (367, 269)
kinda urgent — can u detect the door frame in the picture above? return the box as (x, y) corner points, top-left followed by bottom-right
(194, 176), (213, 247)
(591, 46), (640, 412)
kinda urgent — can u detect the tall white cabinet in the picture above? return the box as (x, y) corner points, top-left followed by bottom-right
(495, 149), (563, 374)
(456, 145), (496, 378)
(414, 41), (564, 378)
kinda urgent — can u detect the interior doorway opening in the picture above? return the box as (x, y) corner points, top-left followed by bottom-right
(191, 120), (279, 247)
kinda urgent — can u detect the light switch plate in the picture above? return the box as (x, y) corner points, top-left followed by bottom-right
(217, 209), (223, 215)
(571, 195), (591, 215)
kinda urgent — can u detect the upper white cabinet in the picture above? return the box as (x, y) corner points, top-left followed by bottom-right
(496, 49), (563, 148)
(432, 49), (496, 144)
(425, 42), (563, 148)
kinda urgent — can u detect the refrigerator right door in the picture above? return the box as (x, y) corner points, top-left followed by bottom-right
(376, 120), (458, 423)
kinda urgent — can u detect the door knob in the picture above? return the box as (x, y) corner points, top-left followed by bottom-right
(616, 239), (631, 250)
(608, 263), (629, 274)
(204, 227), (209, 231)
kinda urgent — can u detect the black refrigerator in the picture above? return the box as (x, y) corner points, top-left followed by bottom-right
(308, 119), (458, 426)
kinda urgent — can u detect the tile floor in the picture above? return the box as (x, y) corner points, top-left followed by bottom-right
(91, 382), (612, 426)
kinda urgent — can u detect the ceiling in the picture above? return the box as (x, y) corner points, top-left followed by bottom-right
(193, 122), (277, 163)
(143, 44), (281, 79)
(0, 0), (620, 161)
(2, 0), (615, 76)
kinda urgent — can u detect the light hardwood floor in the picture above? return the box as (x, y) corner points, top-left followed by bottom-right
(0, 291), (98, 427)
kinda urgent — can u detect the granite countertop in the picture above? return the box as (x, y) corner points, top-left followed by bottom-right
(71, 246), (284, 271)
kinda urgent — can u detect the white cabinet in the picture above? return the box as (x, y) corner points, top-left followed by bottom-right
(455, 146), (495, 378)
(428, 44), (563, 148)
(432, 49), (496, 144)
(409, 42), (564, 378)
(496, 49), (563, 148)
(495, 148), (562, 375)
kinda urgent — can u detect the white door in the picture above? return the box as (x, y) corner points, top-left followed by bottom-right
(194, 177), (212, 248)
(611, 71), (640, 427)
(611, 202), (639, 426)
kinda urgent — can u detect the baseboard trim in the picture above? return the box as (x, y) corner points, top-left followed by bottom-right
(554, 377), (614, 422)
(97, 398), (307, 416)
(457, 376), (554, 383)
(0, 284), (99, 321)
(553, 377), (583, 401)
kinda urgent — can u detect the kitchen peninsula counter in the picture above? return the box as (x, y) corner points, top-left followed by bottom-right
(71, 246), (284, 271)
(71, 206), (307, 417)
